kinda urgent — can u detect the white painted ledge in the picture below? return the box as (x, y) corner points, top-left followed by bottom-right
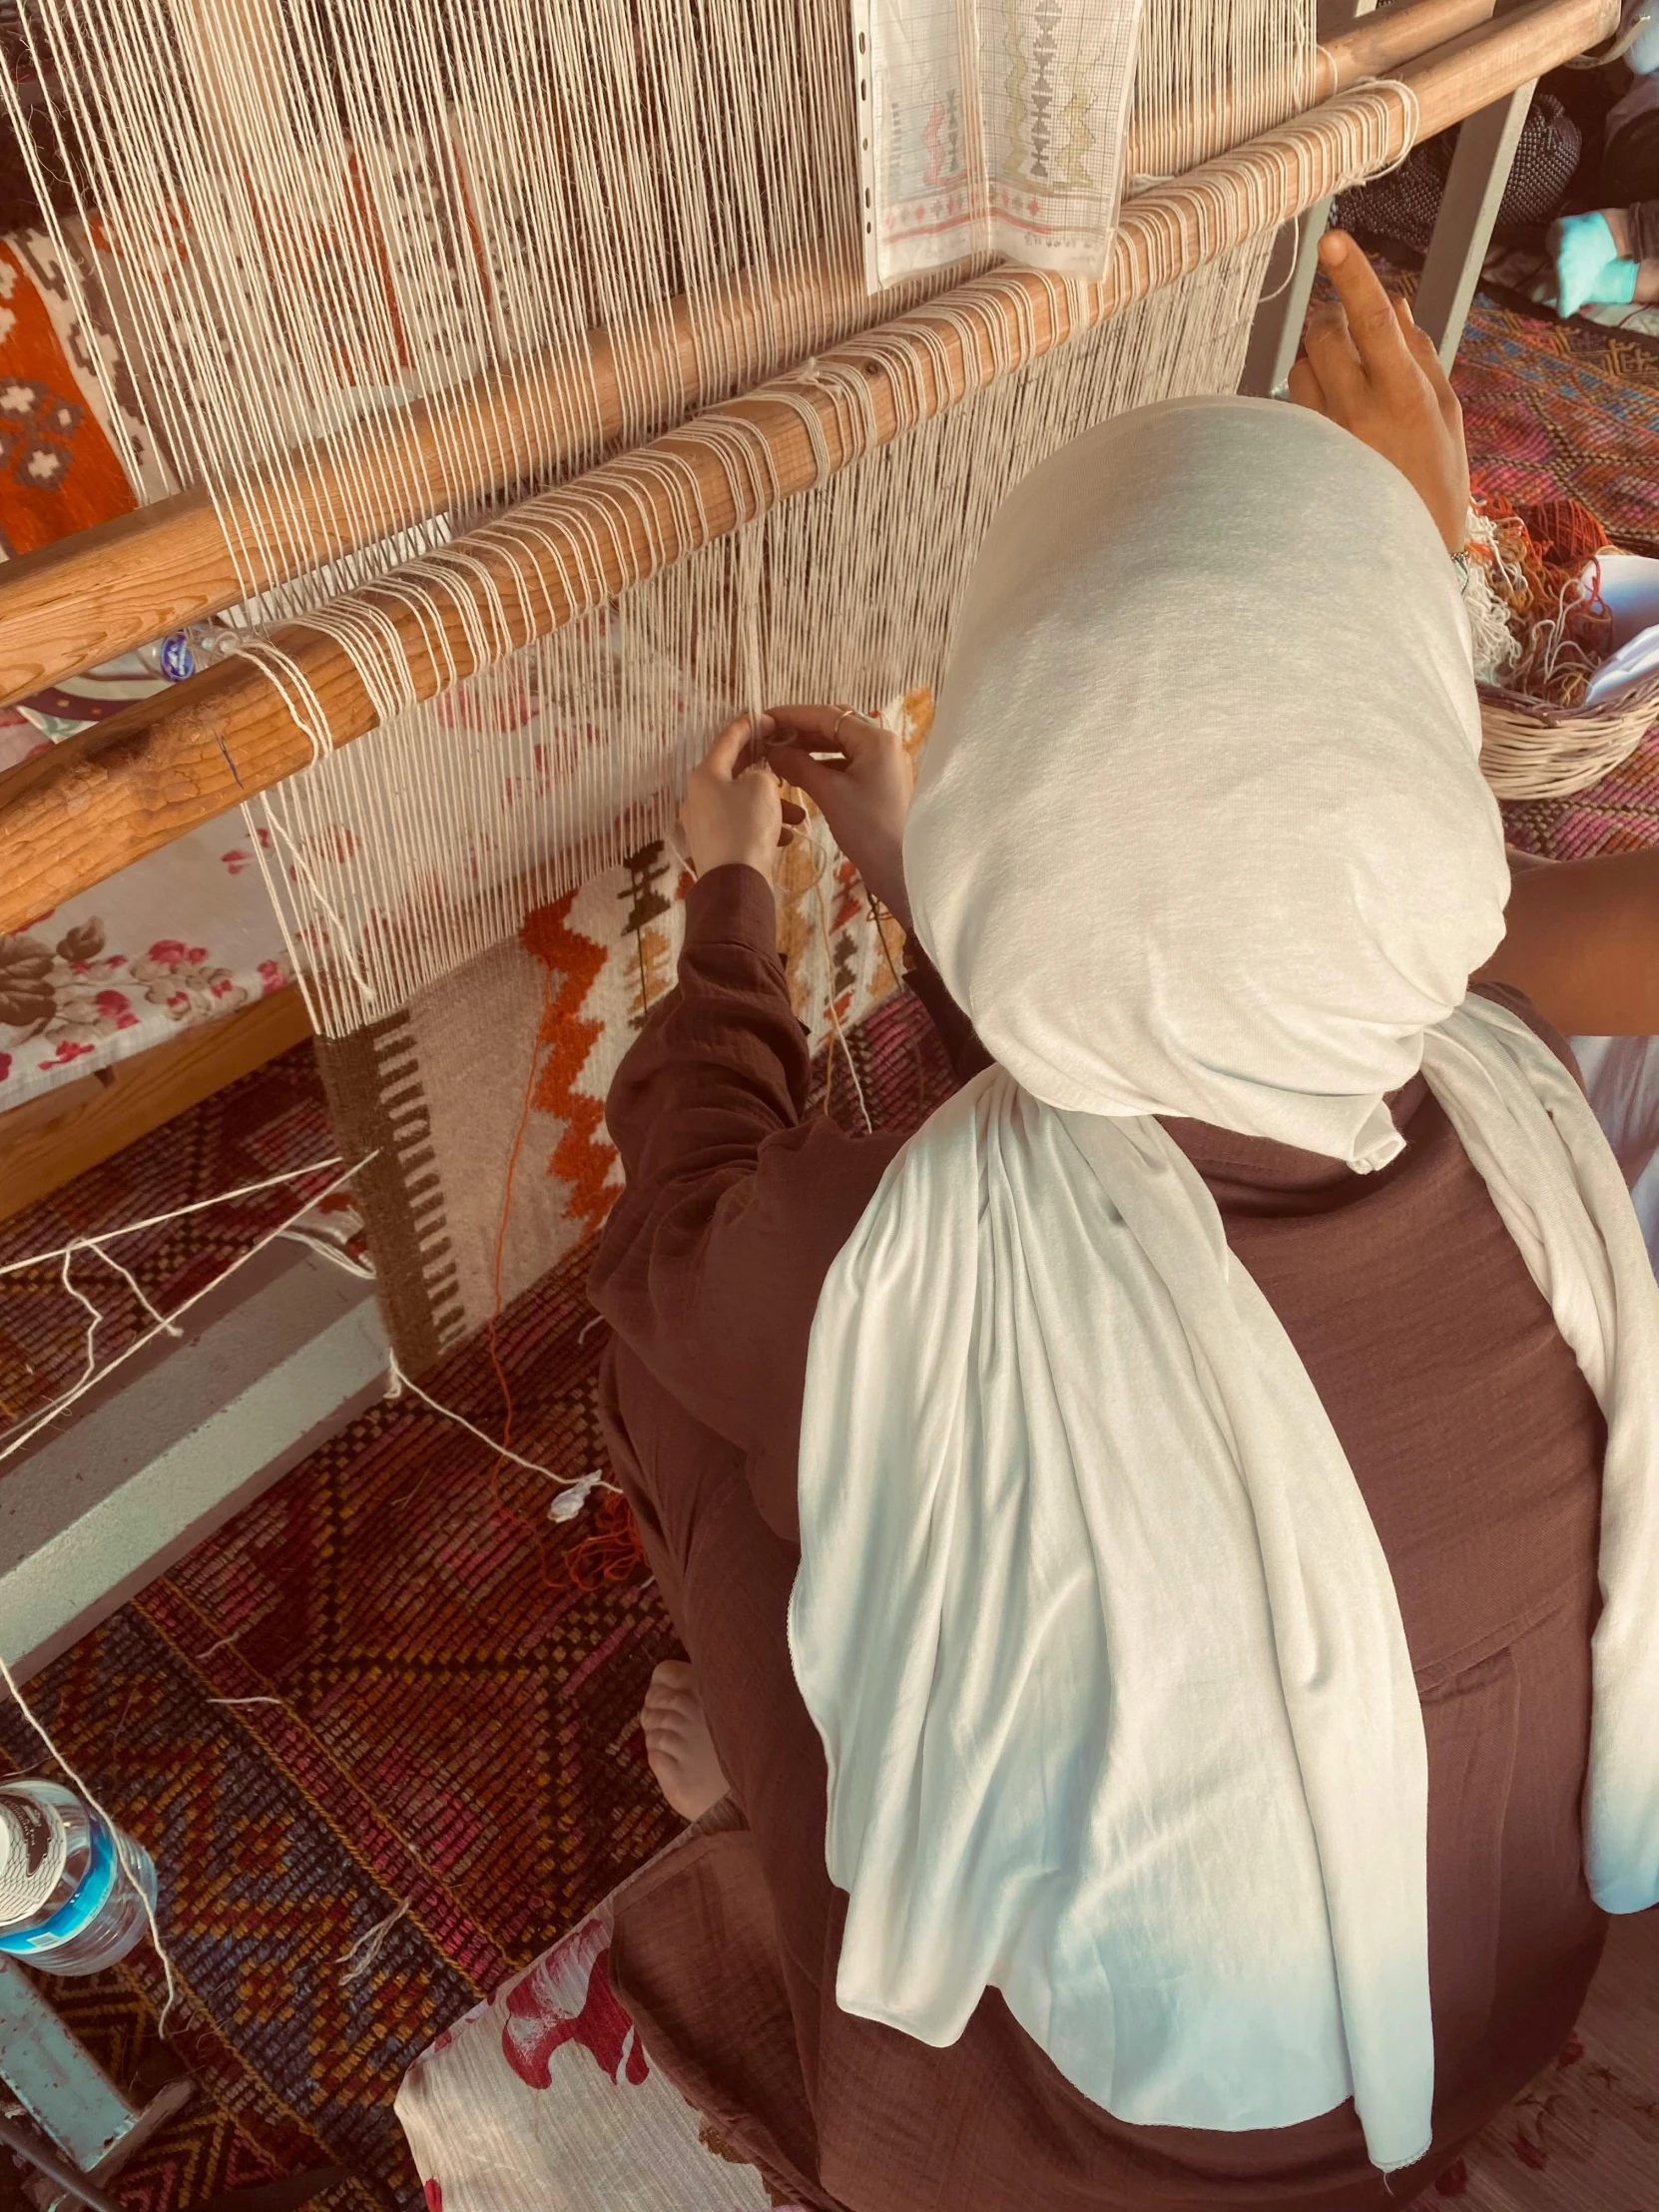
(0, 1242), (387, 1685)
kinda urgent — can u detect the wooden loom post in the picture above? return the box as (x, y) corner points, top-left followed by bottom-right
(0, 0), (1619, 936)
(0, 0), (1538, 708)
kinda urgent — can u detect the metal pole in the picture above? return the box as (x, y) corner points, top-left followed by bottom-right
(0, 2112), (129, 2212)
(1411, 76), (1536, 364)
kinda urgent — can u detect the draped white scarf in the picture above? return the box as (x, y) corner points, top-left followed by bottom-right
(788, 400), (1659, 2173)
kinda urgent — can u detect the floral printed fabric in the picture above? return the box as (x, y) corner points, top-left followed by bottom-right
(0, 706), (293, 1106)
(396, 1853), (809, 2212)
(0, 222), (294, 1109)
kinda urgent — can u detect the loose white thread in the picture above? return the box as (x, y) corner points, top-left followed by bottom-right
(385, 1353), (620, 1505)
(337, 1899), (412, 1986)
(0, 1158), (372, 1467)
(0, 1158), (347, 1276)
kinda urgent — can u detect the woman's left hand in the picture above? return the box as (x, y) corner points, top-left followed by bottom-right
(679, 715), (803, 881)
(1289, 231), (1470, 555)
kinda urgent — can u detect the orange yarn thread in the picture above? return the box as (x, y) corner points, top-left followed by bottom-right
(1468, 485), (1615, 707)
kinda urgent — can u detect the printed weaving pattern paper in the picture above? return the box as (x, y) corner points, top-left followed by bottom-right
(854, 0), (1145, 283)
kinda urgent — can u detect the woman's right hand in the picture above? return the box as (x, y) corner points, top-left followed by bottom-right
(765, 704), (916, 933)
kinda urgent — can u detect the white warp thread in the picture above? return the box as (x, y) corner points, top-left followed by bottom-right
(385, 1353), (616, 1511)
(0, 1156), (368, 1466)
(0, 0), (1330, 1035)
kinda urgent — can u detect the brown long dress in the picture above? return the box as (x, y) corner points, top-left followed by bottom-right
(587, 863), (1607, 2212)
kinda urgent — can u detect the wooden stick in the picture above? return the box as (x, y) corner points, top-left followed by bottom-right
(1125, 0), (1498, 177)
(0, 0), (1616, 935)
(0, 249), (868, 709)
(1317, 0), (1498, 96)
(1394, 0), (1598, 107)
(0, 0), (1512, 708)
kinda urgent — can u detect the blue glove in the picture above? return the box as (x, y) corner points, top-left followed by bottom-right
(1549, 213), (1639, 318)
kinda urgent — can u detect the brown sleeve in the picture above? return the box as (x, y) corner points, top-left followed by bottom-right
(587, 864), (906, 1541)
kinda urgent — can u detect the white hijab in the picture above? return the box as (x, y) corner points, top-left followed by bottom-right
(788, 399), (1659, 2174)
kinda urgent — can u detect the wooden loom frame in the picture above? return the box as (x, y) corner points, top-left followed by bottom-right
(0, 0), (1619, 1211)
(0, 0), (1504, 712)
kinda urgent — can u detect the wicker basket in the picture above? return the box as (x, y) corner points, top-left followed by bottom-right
(1477, 667), (1659, 801)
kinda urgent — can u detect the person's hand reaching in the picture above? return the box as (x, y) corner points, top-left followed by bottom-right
(764, 704), (916, 932)
(1288, 230), (1470, 555)
(679, 714), (804, 881)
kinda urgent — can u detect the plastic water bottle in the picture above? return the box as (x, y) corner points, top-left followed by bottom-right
(0, 1780), (158, 1976)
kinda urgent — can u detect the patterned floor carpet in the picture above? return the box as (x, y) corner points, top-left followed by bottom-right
(1448, 283), (1659, 864)
(0, 990), (954, 2212)
(2, 280), (1658, 2211)
(0, 1046), (351, 1434)
(1453, 282), (1659, 560)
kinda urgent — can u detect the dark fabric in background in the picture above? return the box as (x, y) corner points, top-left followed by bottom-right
(1336, 64), (1655, 263)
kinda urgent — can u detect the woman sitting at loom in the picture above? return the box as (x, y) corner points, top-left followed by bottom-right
(586, 233), (1659, 2211)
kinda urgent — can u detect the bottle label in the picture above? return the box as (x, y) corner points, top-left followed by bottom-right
(0, 1812), (120, 1955)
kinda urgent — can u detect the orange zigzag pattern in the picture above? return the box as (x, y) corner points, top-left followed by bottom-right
(520, 893), (617, 1235)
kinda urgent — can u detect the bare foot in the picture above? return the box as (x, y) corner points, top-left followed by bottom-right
(642, 1660), (730, 1820)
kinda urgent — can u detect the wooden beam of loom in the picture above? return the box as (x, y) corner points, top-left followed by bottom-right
(0, 0), (1617, 937)
(1315, 0), (1499, 95)
(0, 0), (1497, 711)
(0, 248), (873, 711)
(1131, 0), (1499, 176)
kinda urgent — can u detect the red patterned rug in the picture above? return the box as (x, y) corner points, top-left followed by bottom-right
(1500, 722), (1659, 861)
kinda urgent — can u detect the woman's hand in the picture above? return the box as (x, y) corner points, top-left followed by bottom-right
(765, 704), (916, 932)
(679, 714), (803, 881)
(1289, 230), (1470, 555)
